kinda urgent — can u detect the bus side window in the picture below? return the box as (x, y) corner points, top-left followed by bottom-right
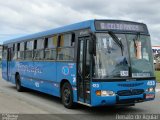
(34, 39), (44, 60)
(44, 38), (49, 60)
(20, 42), (24, 59)
(33, 40), (37, 59)
(57, 33), (75, 61)
(44, 36), (57, 60)
(12, 44), (15, 60)
(17, 43), (20, 59)
(2, 46), (7, 60)
(25, 40), (34, 60)
(34, 40), (37, 49)
(71, 34), (75, 46)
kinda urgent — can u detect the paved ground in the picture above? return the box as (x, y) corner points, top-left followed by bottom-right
(0, 74), (160, 120)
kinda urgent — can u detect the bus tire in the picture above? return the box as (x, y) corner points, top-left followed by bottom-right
(15, 74), (24, 92)
(61, 82), (75, 109)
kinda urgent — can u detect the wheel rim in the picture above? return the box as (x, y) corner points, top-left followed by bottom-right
(63, 87), (71, 105)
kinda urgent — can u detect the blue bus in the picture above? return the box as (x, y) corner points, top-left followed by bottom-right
(2, 20), (156, 108)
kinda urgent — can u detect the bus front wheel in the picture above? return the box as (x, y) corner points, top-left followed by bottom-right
(61, 82), (75, 109)
(16, 74), (24, 92)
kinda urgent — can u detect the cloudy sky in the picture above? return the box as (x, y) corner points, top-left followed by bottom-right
(0, 0), (159, 45)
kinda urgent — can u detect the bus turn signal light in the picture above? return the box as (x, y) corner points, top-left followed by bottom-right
(96, 90), (101, 96)
(96, 90), (115, 96)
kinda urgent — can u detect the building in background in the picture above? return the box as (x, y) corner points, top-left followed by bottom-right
(152, 46), (160, 70)
(152, 46), (160, 55)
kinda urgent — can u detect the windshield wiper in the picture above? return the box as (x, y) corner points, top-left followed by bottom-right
(108, 31), (124, 56)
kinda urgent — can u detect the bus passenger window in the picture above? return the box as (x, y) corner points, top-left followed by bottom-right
(25, 41), (34, 60)
(17, 43), (20, 51)
(44, 36), (57, 60)
(2, 46), (7, 60)
(34, 40), (37, 49)
(17, 43), (20, 59)
(48, 36), (57, 48)
(37, 39), (44, 49)
(20, 42), (24, 59)
(34, 39), (44, 60)
(17, 42), (24, 59)
(71, 34), (75, 46)
(57, 34), (74, 61)
(12, 44), (15, 60)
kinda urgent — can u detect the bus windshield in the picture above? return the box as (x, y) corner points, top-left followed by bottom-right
(127, 34), (154, 78)
(93, 33), (154, 79)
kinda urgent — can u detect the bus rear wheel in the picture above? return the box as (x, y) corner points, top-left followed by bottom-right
(61, 82), (75, 109)
(16, 74), (24, 92)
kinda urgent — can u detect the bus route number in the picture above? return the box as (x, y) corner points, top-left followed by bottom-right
(147, 81), (155, 86)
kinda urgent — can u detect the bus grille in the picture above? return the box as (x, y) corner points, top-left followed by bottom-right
(117, 89), (144, 96)
(118, 83), (143, 87)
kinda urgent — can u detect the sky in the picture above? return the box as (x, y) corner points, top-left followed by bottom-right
(0, 0), (159, 45)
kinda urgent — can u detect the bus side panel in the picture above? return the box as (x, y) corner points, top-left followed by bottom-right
(2, 59), (16, 84)
(10, 61), (16, 84)
(2, 60), (8, 81)
(16, 61), (34, 87)
(15, 61), (60, 97)
(56, 62), (77, 102)
(32, 61), (58, 96)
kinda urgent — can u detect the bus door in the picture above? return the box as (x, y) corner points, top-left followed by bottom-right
(7, 48), (12, 81)
(77, 36), (91, 104)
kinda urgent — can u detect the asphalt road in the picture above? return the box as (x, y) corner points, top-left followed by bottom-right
(0, 75), (160, 120)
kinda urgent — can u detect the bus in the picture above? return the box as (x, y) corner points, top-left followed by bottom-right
(2, 19), (156, 108)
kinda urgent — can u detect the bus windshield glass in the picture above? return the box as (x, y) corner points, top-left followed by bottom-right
(93, 33), (154, 79)
(127, 34), (154, 78)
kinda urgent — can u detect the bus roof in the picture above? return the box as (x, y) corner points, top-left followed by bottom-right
(3, 20), (94, 44)
(3, 19), (147, 45)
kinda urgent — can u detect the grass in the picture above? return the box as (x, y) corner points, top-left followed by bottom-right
(155, 71), (160, 82)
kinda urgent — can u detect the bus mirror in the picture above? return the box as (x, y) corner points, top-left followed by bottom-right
(89, 34), (96, 55)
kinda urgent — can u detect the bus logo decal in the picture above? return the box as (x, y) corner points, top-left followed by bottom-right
(62, 66), (69, 75)
(17, 63), (42, 74)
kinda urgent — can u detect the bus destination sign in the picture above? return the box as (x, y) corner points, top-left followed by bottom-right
(95, 21), (147, 33)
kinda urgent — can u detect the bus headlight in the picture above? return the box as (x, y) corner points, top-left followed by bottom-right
(96, 90), (115, 96)
(146, 87), (155, 92)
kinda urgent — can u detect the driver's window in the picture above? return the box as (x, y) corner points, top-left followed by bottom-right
(79, 40), (84, 75)
(78, 39), (90, 79)
(85, 40), (90, 78)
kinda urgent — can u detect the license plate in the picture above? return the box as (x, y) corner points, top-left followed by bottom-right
(146, 94), (155, 99)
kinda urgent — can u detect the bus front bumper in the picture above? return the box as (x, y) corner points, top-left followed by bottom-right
(91, 92), (155, 106)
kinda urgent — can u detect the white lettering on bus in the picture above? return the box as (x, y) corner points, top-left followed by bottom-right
(17, 63), (42, 74)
